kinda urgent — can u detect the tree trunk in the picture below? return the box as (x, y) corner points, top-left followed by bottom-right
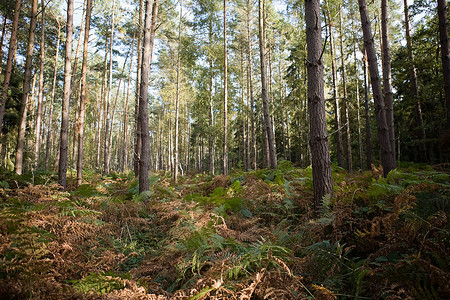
(174, 0), (182, 183)
(223, 0), (228, 175)
(208, 15), (215, 175)
(305, 0), (334, 212)
(246, 0), (257, 170)
(258, 0), (276, 169)
(0, 16), (7, 74)
(14, 0), (38, 175)
(404, 0), (426, 161)
(76, 0), (92, 186)
(122, 36), (135, 172)
(358, 0), (395, 177)
(34, 0), (45, 168)
(437, 0), (450, 129)
(363, 49), (373, 169)
(354, 32), (364, 169)
(134, 0), (145, 176)
(339, 11), (352, 172)
(58, 0), (74, 188)
(103, 0), (116, 174)
(138, 0), (154, 192)
(241, 48), (247, 170)
(0, 0), (21, 135)
(325, 10), (345, 169)
(45, 16), (61, 170)
(381, 0), (396, 164)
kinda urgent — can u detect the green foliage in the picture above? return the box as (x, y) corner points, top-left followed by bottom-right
(184, 181), (250, 218)
(71, 271), (130, 295)
(226, 238), (291, 280)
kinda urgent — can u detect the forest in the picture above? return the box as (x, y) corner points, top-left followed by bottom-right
(0, 0), (449, 298)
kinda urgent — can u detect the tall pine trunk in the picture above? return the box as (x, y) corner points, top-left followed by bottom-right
(34, 0), (45, 168)
(404, 0), (426, 161)
(122, 36), (135, 172)
(0, 0), (21, 135)
(358, 0), (395, 176)
(258, 0), (276, 169)
(208, 15), (215, 175)
(326, 10), (345, 168)
(15, 0), (38, 175)
(58, 0), (74, 188)
(103, 0), (116, 174)
(305, 0), (334, 212)
(363, 49), (373, 169)
(138, 0), (154, 192)
(134, 0), (145, 176)
(437, 0), (450, 129)
(45, 16), (61, 170)
(76, 0), (92, 186)
(339, 11), (352, 172)
(174, 0), (182, 183)
(246, 0), (257, 170)
(223, 0), (228, 175)
(381, 0), (396, 164)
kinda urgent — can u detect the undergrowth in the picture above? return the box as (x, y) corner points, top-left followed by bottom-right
(0, 163), (449, 299)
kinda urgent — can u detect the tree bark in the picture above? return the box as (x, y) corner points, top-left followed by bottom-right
(174, 0), (182, 183)
(381, 0), (396, 164)
(76, 0), (92, 186)
(138, 0), (154, 192)
(14, 0), (38, 175)
(0, 0), (21, 135)
(0, 16), (7, 74)
(223, 0), (228, 175)
(354, 31), (364, 169)
(404, 0), (426, 161)
(58, 0), (74, 188)
(305, 0), (334, 212)
(339, 11), (352, 172)
(437, 0), (450, 129)
(45, 16), (61, 170)
(34, 0), (45, 168)
(246, 0), (257, 170)
(325, 10), (345, 169)
(363, 49), (373, 169)
(358, 0), (395, 176)
(258, 0), (276, 169)
(134, 0), (145, 176)
(122, 36), (135, 172)
(103, 0), (116, 174)
(208, 14), (215, 175)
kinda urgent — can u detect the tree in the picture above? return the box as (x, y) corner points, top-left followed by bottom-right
(403, 0), (426, 162)
(305, 0), (334, 212)
(58, 0), (74, 189)
(437, 0), (450, 129)
(0, 0), (21, 135)
(103, 0), (116, 174)
(34, 0), (45, 168)
(223, 0), (228, 175)
(174, 0), (182, 183)
(381, 0), (396, 162)
(258, 0), (277, 169)
(358, 0), (395, 177)
(324, 4), (345, 169)
(45, 14), (61, 170)
(246, 0), (256, 170)
(138, 0), (154, 192)
(134, 0), (145, 176)
(76, 0), (93, 186)
(14, 0), (38, 175)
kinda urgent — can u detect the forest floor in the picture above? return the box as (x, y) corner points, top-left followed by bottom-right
(0, 162), (449, 299)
